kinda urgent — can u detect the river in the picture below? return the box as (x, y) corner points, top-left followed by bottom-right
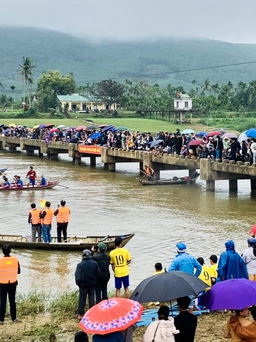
(0, 150), (254, 296)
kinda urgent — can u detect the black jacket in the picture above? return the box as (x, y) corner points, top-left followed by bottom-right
(75, 258), (101, 288)
(93, 252), (110, 280)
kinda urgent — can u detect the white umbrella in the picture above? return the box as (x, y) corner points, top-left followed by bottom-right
(238, 131), (249, 142)
(57, 124), (66, 129)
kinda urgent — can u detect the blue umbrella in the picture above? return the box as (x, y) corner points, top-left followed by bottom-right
(195, 131), (207, 137)
(3, 128), (9, 134)
(150, 139), (163, 148)
(39, 124), (46, 129)
(245, 128), (256, 139)
(90, 132), (101, 140)
(102, 125), (116, 132)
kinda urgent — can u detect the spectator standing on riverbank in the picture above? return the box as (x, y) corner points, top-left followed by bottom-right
(217, 240), (248, 281)
(40, 201), (54, 243)
(209, 254), (218, 286)
(28, 203), (42, 242)
(92, 242), (110, 303)
(174, 296), (197, 342)
(0, 245), (21, 323)
(242, 238), (256, 281)
(110, 237), (131, 298)
(75, 249), (101, 319)
(54, 200), (71, 243)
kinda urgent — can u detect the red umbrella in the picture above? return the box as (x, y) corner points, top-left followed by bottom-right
(76, 125), (87, 131)
(99, 124), (109, 128)
(250, 224), (256, 237)
(207, 131), (221, 137)
(189, 139), (204, 147)
(79, 297), (143, 335)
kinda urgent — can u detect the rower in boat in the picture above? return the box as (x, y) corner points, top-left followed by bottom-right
(1, 176), (11, 189)
(15, 176), (23, 188)
(144, 165), (154, 181)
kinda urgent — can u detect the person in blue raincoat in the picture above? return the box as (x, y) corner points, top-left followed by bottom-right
(217, 240), (248, 282)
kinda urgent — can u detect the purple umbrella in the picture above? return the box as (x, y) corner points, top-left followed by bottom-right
(200, 278), (256, 310)
(222, 132), (238, 139)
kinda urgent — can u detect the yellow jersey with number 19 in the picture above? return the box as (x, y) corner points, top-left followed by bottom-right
(109, 247), (131, 277)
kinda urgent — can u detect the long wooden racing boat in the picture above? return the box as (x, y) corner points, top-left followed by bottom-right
(0, 180), (59, 191)
(0, 233), (135, 251)
(138, 174), (199, 186)
(0, 168), (7, 174)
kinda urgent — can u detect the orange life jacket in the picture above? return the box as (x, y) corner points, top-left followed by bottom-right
(0, 256), (19, 284)
(42, 208), (54, 225)
(30, 208), (41, 225)
(57, 206), (70, 223)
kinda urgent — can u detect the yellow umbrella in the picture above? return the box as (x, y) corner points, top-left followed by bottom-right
(9, 123), (16, 127)
(33, 125), (40, 129)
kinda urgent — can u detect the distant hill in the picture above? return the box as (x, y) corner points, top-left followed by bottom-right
(1, 26), (256, 96)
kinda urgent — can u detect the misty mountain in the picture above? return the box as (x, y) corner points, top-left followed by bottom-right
(1, 26), (256, 96)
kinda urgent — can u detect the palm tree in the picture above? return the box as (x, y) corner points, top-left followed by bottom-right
(17, 57), (36, 108)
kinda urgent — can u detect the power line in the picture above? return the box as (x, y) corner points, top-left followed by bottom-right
(115, 60), (256, 79)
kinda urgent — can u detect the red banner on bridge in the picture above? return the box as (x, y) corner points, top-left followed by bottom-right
(78, 145), (102, 155)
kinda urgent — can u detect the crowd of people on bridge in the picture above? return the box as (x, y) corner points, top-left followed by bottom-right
(1, 124), (256, 165)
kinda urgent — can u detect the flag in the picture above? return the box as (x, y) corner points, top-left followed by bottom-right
(40, 199), (46, 208)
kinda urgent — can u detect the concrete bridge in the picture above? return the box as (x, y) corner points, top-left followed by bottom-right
(1, 136), (256, 192)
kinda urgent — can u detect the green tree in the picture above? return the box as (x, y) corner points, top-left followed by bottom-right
(89, 79), (125, 109)
(17, 57), (36, 108)
(37, 70), (77, 112)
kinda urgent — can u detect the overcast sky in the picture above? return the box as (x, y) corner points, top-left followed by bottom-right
(2, 0), (256, 44)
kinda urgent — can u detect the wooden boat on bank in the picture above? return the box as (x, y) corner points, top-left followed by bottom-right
(138, 174), (199, 186)
(0, 180), (59, 191)
(0, 233), (135, 251)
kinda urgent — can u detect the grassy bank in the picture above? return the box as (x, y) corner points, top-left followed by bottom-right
(0, 291), (232, 341)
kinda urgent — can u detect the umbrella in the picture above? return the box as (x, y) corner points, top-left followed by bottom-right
(76, 125), (87, 131)
(99, 124), (109, 128)
(188, 139), (204, 147)
(33, 125), (40, 129)
(195, 131), (207, 137)
(39, 124), (46, 129)
(90, 132), (101, 140)
(0, 124), (5, 127)
(57, 124), (66, 129)
(206, 131), (221, 137)
(50, 128), (57, 133)
(116, 126), (129, 131)
(245, 128), (256, 139)
(200, 278), (256, 310)
(180, 129), (194, 135)
(238, 131), (249, 142)
(130, 271), (207, 303)
(222, 132), (238, 139)
(79, 297), (143, 335)
(250, 224), (256, 237)
(102, 125), (116, 132)
(9, 123), (16, 127)
(85, 125), (98, 131)
(45, 123), (55, 128)
(150, 139), (163, 149)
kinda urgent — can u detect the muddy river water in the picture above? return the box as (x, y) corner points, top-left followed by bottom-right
(0, 150), (255, 296)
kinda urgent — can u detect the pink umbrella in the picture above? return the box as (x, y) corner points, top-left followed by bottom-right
(222, 132), (238, 139)
(76, 125), (87, 131)
(189, 139), (204, 147)
(50, 128), (57, 133)
(207, 131), (221, 137)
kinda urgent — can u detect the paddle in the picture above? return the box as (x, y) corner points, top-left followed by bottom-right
(64, 236), (76, 242)
(56, 184), (69, 189)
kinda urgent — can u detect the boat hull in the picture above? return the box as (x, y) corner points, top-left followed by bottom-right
(0, 233), (134, 251)
(0, 180), (59, 191)
(138, 175), (199, 186)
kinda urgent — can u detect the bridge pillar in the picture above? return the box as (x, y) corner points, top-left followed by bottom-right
(103, 163), (108, 170)
(26, 149), (34, 156)
(38, 152), (43, 157)
(108, 163), (116, 172)
(251, 179), (256, 191)
(74, 156), (81, 165)
(139, 162), (144, 176)
(90, 156), (96, 167)
(9, 147), (16, 153)
(0, 141), (2, 150)
(229, 179), (238, 192)
(206, 180), (215, 191)
(49, 153), (58, 160)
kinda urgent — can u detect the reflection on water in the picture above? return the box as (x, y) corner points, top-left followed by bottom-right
(0, 150), (254, 294)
